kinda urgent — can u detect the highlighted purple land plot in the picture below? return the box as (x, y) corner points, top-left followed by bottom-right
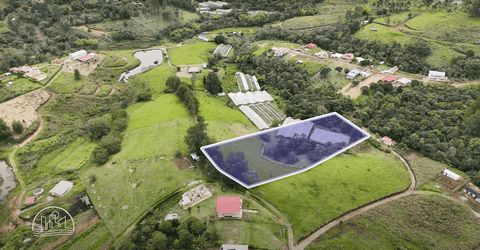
(201, 112), (370, 188)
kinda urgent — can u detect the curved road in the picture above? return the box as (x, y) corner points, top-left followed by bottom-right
(294, 150), (416, 250)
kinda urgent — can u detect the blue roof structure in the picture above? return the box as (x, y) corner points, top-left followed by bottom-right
(201, 112), (370, 188)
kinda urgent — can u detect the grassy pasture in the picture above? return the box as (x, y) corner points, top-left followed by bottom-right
(82, 93), (197, 237)
(209, 26), (258, 34)
(198, 92), (257, 141)
(406, 11), (480, 44)
(58, 221), (112, 250)
(252, 40), (301, 56)
(129, 64), (176, 97)
(0, 75), (43, 102)
(275, 15), (340, 30)
(253, 143), (410, 241)
(169, 42), (217, 65)
(375, 12), (414, 26)
(308, 193), (480, 249)
(355, 24), (413, 45)
(48, 72), (93, 94)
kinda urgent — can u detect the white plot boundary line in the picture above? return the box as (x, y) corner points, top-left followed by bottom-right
(200, 112), (371, 189)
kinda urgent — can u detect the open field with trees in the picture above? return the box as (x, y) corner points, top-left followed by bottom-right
(253, 143), (410, 241)
(169, 42), (217, 65)
(308, 194), (480, 249)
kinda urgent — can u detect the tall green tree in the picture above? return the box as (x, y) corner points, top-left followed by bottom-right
(204, 72), (223, 94)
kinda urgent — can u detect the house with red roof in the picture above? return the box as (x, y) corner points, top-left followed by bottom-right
(382, 136), (395, 146)
(216, 196), (242, 219)
(342, 53), (354, 62)
(305, 43), (317, 49)
(78, 53), (97, 63)
(382, 75), (399, 83)
(24, 196), (36, 206)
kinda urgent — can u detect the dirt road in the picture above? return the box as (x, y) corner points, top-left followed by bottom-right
(294, 150), (416, 250)
(340, 73), (386, 99)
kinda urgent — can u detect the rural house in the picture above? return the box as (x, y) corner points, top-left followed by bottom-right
(271, 47), (288, 57)
(220, 244), (249, 250)
(342, 53), (354, 61)
(442, 169), (461, 181)
(397, 77), (412, 85)
(69, 50), (87, 60)
(382, 136), (395, 146)
(305, 43), (317, 49)
(49, 180), (74, 197)
(428, 71), (448, 81)
(382, 75), (399, 83)
(216, 196), (243, 219)
(24, 196), (36, 206)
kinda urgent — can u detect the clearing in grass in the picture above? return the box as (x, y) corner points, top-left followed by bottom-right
(308, 193), (480, 249)
(169, 42), (217, 65)
(253, 143), (410, 241)
(82, 94), (197, 237)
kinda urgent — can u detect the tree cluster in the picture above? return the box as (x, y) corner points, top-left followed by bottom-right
(357, 82), (480, 179)
(121, 216), (219, 250)
(166, 75), (199, 115)
(203, 72), (223, 94)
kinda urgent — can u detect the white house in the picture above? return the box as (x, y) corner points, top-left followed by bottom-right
(397, 77), (412, 85)
(49, 180), (74, 197)
(428, 71), (448, 81)
(442, 169), (461, 181)
(69, 50), (87, 60)
(346, 69), (361, 79)
(314, 51), (329, 59)
(330, 53), (343, 59)
(271, 47), (288, 57)
(221, 245), (249, 250)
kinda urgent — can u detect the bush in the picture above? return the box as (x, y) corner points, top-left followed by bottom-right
(352, 80), (360, 86)
(214, 34), (226, 44)
(175, 150), (182, 158)
(93, 146), (110, 164)
(136, 91), (152, 102)
(11, 120), (23, 134)
(74, 69), (81, 80)
(0, 118), (11, 142)
(88, 174), (96, 183)
(99, 134), (122, 155)
(85, 120), (110, 140)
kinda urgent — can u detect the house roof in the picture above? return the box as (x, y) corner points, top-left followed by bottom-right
(49, 180), (73, 196)
(397, 77), (411, 84)
(216, 196), (242, 214)
(382, 136), (393, 144)
(428, 70), (446, 77)
(382, 75), (398, 82)
(78, 53), (96, 62)
(24, 196), (36, 205)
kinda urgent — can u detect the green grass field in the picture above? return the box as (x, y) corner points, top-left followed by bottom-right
(169, 42), (217, 65)
(375, 12), (415, 26)
(308, 193), (480, 249)
(209, 26), (258, 34)
(198, 92), (257, 141)
(0, 75), (43, 102)
(253, 144), (410, 241)
(48, 72), (93, 94)
(59, 221), (112, 250)
(253, 40), (301, 56)
(355, 24), (413, 45)
(82, 93), (197, 237)
(275, 15), (340, 30)
(129, 64), (177, 97)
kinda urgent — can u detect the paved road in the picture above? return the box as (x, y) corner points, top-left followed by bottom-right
(294, 151), (416, 250)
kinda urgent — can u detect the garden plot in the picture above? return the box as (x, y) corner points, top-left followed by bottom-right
(235, 72), (261, 91)
(249, 102), (285, 125)
(213, 44), (233, 57)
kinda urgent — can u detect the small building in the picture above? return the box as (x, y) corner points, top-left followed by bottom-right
(397, 77), (412, 85)
(464, 185), (480, 198)
(362, 20), (370, 25)
(330, 53), (343, 59)
(10, 66), (33, 74)
(217, 92), (226, 96)
(220, 244), (249, 250)
(24, 196), (36, 206)
(296, 60), (304, 64)
(179, 184), (212, 209)
(271, 47), (288, 57)
(442, 169), (461, 181)
(49, 180), (74, 197)
(342, 53), (354, 61)
(187, 66), (201, 74)
(305, 43), (317, 49)
(190, 153), (200, 161)
(69, 50), (87, 60)
(382, 136), (395, 146)
(382, 66), (399, 74)
(78, 53), (97, 63)
(346, 69), (361, 79)
(198, 1), (229, 10)
(282, 117), (300, 126)
(314, 51), (329, 59)
(370, 27), (378, 31)
(355, 57), (366, 64)
(5, 72), (12, 77)
(216, 196), (243, 219)
(428, 70), (448, 81)
(198, 33), (209, 42)
(165, 213), (180, 221)
(382, 75), (399, 83)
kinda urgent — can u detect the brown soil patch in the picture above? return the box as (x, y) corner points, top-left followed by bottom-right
(0, 90), (51, 128)
(174, 158), (191, 170)
(340, 73), (386, 99)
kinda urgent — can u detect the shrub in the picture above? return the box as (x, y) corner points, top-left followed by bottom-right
(93, 146), (110, 164)
(74, 69), (81, 80)
(11, 120), (23, 134)
(85, 120), (110, 140)
(0, 118), (11, 142)
(99, 134), (122, 155)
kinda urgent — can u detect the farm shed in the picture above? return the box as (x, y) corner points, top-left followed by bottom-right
(442, 169), (461, 181)
(271, 47), (288, 57)
(198, 1), (229, 9)
(428, 70), (448, 81)
(49, 180), (74, 197)
(187, 66), (201, 74)
(314, 51), (329, 59)
(346, 69), (361, 79)
(69, 50), (87, 60)
(305, 43), (317, 49)
(228, 91), (273, 106)
(382, 66), (399, 74)
(342, 53), (354, 61)
(78, 53), (97, 63)
(213, 44), (233, 57)
(382, 75), (399, 83)
(282, 117), (300, 126)
(330, 53), (343, 59)
(216, 196), (243, 219)
(397, 77), (412, 85)
(164, 213), (179, 221)
(10, 66), (33, 74)
(220, 244), (249, 250)
(235, 72), (261, 91)
(382, 136), (395, 146)
(309, 128), (351, 145)
(24, 196), (36, 206)
(239, 105), (269, 130)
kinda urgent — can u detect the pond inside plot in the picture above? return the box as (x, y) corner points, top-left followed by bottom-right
(119, 49), (163, 82)
(201, 113), (369, 188)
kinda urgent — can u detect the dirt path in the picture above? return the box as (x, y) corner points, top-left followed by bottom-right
(340, 73), (386, 98)
(92, 85), (101, 96)
(294, 150), (416, 250)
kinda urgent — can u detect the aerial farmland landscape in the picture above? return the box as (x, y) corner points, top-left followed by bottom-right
(0, 0), (479, 249)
